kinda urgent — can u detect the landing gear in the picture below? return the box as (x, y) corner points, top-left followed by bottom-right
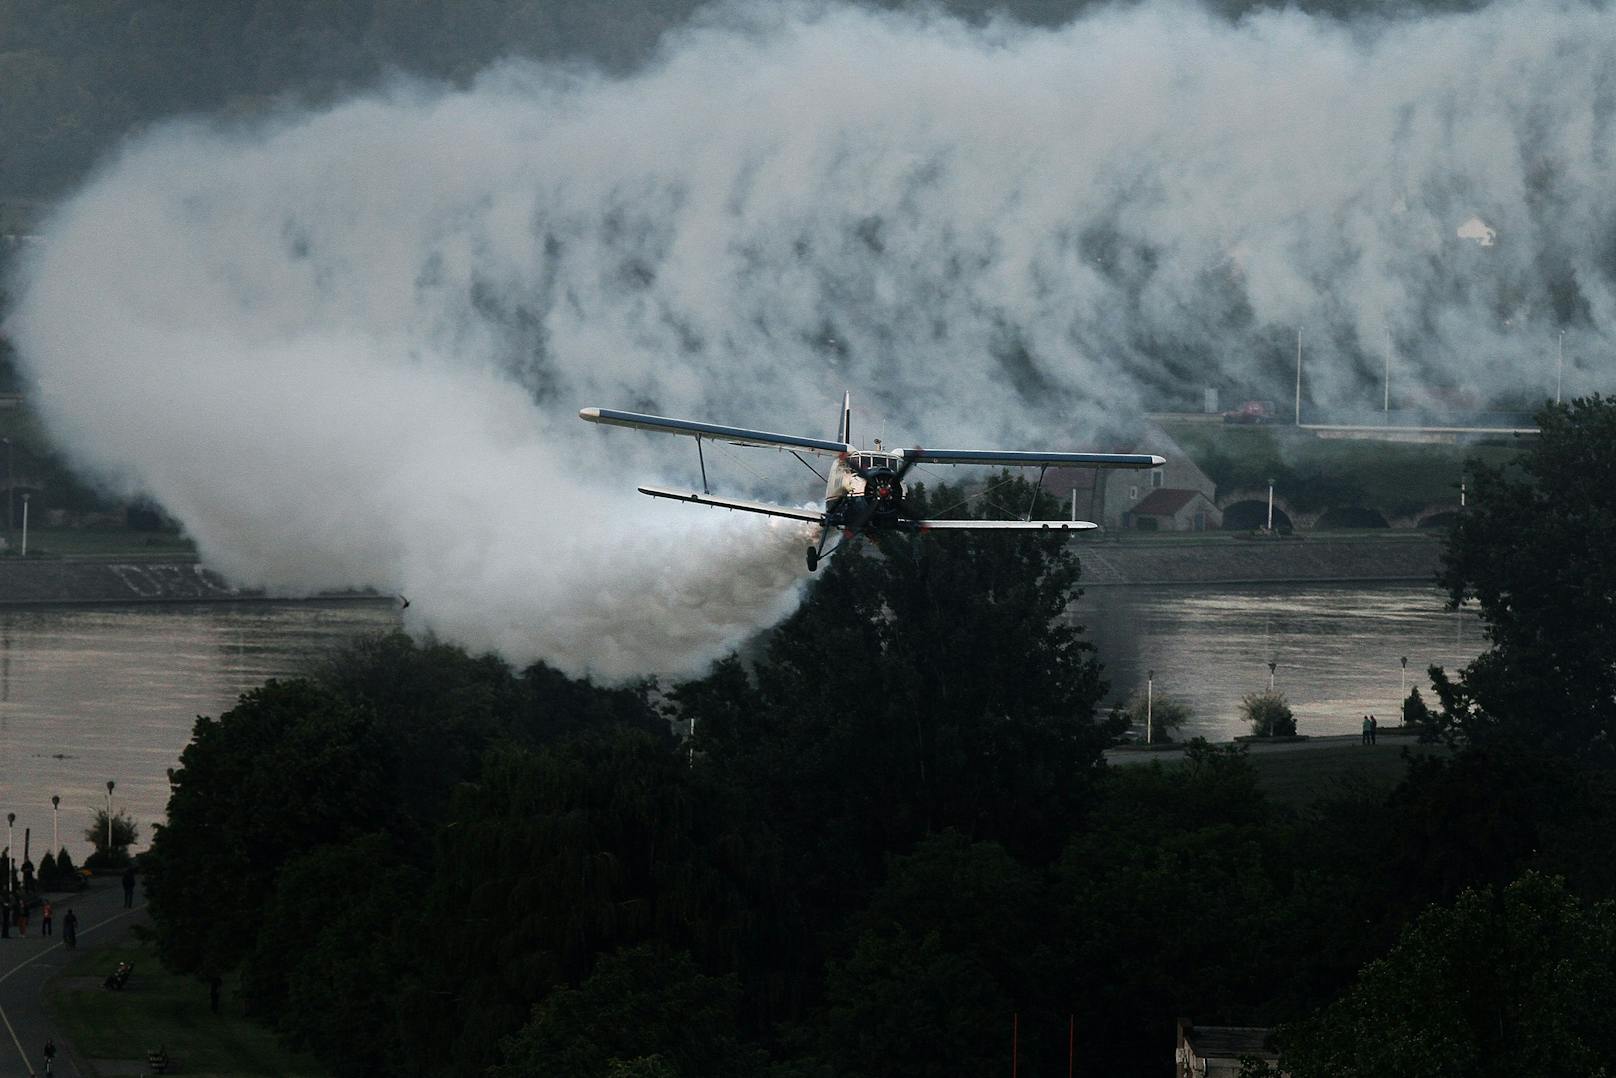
(806, 546), (819, 572)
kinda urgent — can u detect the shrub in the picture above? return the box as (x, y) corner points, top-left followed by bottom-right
(1240, 691), (1296, 737)
(1114, 689), (1194, 744)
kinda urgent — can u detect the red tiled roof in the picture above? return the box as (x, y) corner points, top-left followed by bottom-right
(1130, 488), (1204, 516)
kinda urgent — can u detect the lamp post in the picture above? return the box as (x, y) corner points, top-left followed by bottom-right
(1146, 669), (1155, 745)
(1266, 478), (1275, 533)
(1267, 661), (1277, 692)
(51, 795), (59, 856)
(105, 781), (115, 856)
(19, 493), (28, 557)
(5, 813), (12, 897)
(1557, 329), (1564, 404)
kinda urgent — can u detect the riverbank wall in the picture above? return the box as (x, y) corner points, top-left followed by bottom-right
(0, 535), (1443, 604)
(1074, 534), (1441, 586)
(0, 556), (377, 605)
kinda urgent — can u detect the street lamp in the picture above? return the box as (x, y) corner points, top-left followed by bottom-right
(51, 795), (59, 856)
(5, 813), (12, 897)
(105, 781), (115, 856)
(1400, 656), (1409, 698)
(1557, 329), (1564, 404)
(1146, 669), (1155, 745)
(19, 492), (28, 557)
(1266, 478), (1275, 533)
(1267, 661), (1277, 692)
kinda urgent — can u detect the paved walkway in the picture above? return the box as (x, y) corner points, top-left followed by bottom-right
(0, 878), (145, 1078)
(1105, 730), (1422, 765)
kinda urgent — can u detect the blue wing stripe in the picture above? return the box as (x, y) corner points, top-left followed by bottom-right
(897, 449), (1163, 468)
(581, 408), (849, 455)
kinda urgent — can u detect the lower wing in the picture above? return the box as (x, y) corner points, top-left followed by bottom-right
(639, 485), (827, 525)
(916, 519), (1099, 531)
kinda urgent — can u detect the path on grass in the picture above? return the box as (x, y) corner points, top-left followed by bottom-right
(0, 878), (145, 1078)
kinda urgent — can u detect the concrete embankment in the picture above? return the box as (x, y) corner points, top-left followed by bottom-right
(0, 535), (1441, 604)
(1074, 534), (1441, 586)
(0, 556), (375, 605)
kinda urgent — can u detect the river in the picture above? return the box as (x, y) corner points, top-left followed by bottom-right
(1082, 582), (1484, 742)
(0, 583), (1484, 860)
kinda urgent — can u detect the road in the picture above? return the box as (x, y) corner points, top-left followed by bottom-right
(0, 878), (145, 1078)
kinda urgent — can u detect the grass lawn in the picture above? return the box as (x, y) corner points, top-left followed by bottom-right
(1247, 740), (1449, 809)
(46, 937), (327, 1077)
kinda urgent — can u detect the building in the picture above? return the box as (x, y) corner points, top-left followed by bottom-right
(1175, 1020), (1283, 1077)
(1045, 422), (1221, 532)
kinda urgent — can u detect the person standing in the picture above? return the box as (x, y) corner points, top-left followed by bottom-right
(16, 900), (28, 937)
(121, 866), (136, 908)
(62, 908), (77, 949)
(1361, 714), (1372, 745)
(1369, 714), (1378, 745)
(42, 1038), (55, 1076)
(40, 900), (51, 936)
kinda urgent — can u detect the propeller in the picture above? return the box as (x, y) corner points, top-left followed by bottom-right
(845, 449), (923, 529)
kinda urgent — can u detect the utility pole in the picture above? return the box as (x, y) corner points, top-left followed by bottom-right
(1295, 329), (1302, 424)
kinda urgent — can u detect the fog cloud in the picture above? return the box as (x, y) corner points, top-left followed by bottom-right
(7, 0), (1615, 676)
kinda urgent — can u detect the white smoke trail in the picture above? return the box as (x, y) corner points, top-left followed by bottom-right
(7, 0), (1616, 677)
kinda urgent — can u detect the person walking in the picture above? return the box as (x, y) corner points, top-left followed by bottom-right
(41, 1038), (55, 1076)
(121, 866), (136, 908)
(40, 900), (51, 936)
(1369, 714), (1378, 745)
(62, 908), (77, 949)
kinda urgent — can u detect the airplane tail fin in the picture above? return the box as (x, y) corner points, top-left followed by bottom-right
(837, 391), (851, 445)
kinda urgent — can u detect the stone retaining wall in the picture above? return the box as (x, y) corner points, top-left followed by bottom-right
(0, 538), (1442, 604)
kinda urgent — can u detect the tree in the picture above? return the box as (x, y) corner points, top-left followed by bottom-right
(1274, 873), (1616, 1078)
(1240, 691), (1295, 737)
(83, 807), (138, 866)
(143, 678), (393, 982)
(682, 475), (1117, 903)
(490, 944), (763, 1078)
(1436, 396), (1616, 755)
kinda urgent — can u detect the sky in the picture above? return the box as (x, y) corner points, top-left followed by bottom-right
(6, 0), (1614, 678)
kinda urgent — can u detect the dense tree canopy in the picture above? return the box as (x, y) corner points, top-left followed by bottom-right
(1436, 396), (1616, 755)
(1272, 873), (1616, 1078)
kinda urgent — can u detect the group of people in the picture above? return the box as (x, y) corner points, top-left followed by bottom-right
(1361, 713), (1379, 745)
(0, 897), (76, 945)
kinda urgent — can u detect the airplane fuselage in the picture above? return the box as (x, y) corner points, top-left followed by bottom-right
(825, 452), (910, 532)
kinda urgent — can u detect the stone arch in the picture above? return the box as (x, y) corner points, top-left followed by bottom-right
(1414, 503), (1464, 529)
(1217, 487), (1312, 530)
(1220, 500), (1294, 532)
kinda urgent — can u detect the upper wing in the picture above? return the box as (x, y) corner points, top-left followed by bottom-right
(581, 407), (850, 456)
(895, 448), (1164, 469)
(916, 519), (1099, 531)
(639, 485), (827, 525)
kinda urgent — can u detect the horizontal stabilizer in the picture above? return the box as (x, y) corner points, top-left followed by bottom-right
(582, 407), (851, 456)
(639, 485), (827, 524)
(916, 519), (1100, 531)
(896, 448), (1164, 469)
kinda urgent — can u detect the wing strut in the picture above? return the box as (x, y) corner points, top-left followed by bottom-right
(1024, 464), (1048, 521)
(696, 436), (709, 494)
(791, 450), (827, 483)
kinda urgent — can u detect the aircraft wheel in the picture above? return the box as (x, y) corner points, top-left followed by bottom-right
(805, 546), (819, 573)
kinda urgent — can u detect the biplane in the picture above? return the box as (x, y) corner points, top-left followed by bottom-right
(580, 394), (1164, 571)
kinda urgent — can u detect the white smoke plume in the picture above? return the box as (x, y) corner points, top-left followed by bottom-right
(7, 0), (1616, 676)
